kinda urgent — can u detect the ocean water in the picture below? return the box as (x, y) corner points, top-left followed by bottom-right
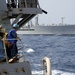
(18, 35), (75, 75)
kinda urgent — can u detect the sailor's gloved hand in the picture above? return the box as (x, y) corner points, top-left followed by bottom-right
(16, 37), (21, 41)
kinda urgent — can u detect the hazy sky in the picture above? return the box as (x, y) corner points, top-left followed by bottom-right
(35, 0), (75, 25)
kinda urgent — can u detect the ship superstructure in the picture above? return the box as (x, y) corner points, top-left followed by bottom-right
(0, 0), (47, 32)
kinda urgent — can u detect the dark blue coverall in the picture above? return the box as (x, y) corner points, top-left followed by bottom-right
(6, 29), (18, 59)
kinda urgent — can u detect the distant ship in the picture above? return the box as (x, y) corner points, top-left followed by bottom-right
(17, 24), (75, 35)
(17, 16), (75, 35)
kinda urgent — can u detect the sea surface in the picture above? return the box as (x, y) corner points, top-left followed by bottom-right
(18, 35), (75, 75)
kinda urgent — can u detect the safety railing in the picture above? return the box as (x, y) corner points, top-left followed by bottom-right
(7, 0), (40, 9)
(0, 38), (25, 63)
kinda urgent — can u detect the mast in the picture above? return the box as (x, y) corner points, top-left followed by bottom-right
(61, 17), (65, 25)
(35, 15), (39, 26)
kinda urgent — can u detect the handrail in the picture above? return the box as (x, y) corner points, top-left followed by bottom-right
(3, 38), (26, 62)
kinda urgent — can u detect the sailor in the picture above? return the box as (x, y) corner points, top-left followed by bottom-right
(11, 0), (16, 8)
(0, 25), (6, 39)
(0, 25), (2, 29)
(6, 24), (20, 61)
(0, 25), (5, 32)
(7, 0), (16, 9)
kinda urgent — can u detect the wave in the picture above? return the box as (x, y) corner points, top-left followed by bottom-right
(52, 70), (75, 75)
(26, 48), (35, 53)
(32, 70), (43, 75)
(32, 69), (75, 75)
(18, 48), (35, 53)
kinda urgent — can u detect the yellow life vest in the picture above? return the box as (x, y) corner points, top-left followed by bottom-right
(4, 33), (11, 47)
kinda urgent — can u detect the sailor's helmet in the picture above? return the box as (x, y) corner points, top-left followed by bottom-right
(13, 24), (19, 28)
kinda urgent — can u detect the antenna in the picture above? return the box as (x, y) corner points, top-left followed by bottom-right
(61, 17), (65, 25)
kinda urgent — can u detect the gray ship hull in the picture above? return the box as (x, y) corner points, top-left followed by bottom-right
(17, 25), (75, 35)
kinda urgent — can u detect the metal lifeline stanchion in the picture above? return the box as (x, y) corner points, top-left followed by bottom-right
(2, 38), (8, 63)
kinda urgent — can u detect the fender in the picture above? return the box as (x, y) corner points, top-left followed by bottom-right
(43, 57), (52, 75)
